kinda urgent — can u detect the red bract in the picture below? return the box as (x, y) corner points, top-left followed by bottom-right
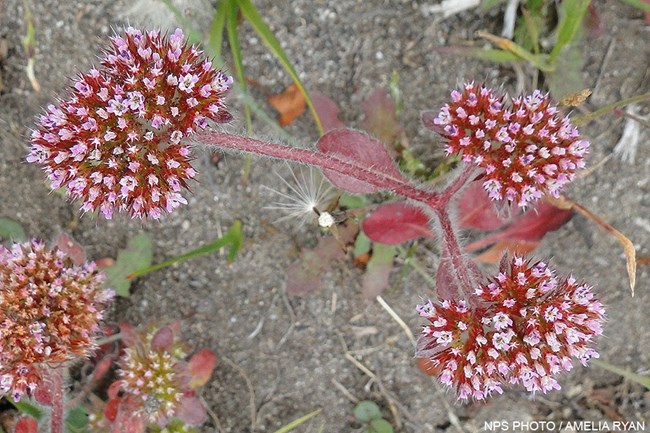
(101, 323), (214, 431)
(28, 27), (233, 220)
(416, 256), (605, 401)
(428, 83), (589, 207)
(0, 240), (114, 401)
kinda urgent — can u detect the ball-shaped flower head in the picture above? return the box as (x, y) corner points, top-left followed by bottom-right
(429, 83), (589, 207)
(0, 240), (114, 401)
(416, 256), (605, 401)
(27, 27), (233, 220)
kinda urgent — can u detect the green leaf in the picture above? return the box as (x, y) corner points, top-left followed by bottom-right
(354, 400), (382, 422)
(471, 48), (522, 63)
(237, 0), (324, 135)
(65, 405), (90, 433)
(272, 408), (322, 433)
(477, 31), (553, 71)
(618, 0), (650, 11)
(128, 221), (243, 279)
(0, 217), (27, 241)
(368, 419), (394, 433)
(338, 193), (371, 210)
(353, 231), (372, 258)
(103, 233), (153, 297)
(546, 45), (585, 100)
(549, 0), (590, 64)
(9, 398), (43, 420)
(361, 243), (397, 299)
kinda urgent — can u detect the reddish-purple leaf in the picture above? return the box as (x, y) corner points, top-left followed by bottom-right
(362, 202), (433, 245)
(150, 325), (174, 352)
(287, 222), (358, 296)
(457, 181), (508, 231)
(361, 243), (396, 299)
(53, 232), (86, 265)
(187, 349), (217, 389)
(312, 92), (346, 131)
(177, 394), (207, 426)
(465, 200), (574, 252)
(362, 87), (403, 149)
(316, 129), (405, 193)
(421, 110), (446, 136)
(14, 417), (38, 433)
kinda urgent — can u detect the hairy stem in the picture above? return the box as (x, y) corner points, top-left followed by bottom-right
(196, 132), (440, 207)
(49, 368), (65, 433)
(436, 206), (476, 300)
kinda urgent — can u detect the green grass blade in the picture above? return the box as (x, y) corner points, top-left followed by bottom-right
(476, 31), (553, 71)
(619, 0), (650, 10)
(128, 221), (243, 279)
(273, 408), (322, 433)
(592, 359), (650, 389)
(208, 0), (228, 56)
(237, 0), (324, 135)
(549, 0), (590, 64)
(226, 0), (253, 132)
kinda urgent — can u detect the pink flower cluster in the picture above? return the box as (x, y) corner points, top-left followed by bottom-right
(0, 240), (114, 401)
(416, 256), (605, 401)
(28, 27), (233, 220)
(432, 83), (589, 207)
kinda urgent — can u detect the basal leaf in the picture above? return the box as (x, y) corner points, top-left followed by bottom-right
(317, 129), (406, 193)
(103, 233), (153, 297)
(354, 400), (382, 422)
(361, 243), (397, 299)
(362, 203), (432, 245)
(187, 349), (218, 389)
(362, 87), (403, 149)
(312, 92), (346, 131)
(53, 232), (86, 266)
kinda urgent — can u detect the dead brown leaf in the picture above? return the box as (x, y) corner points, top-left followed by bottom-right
(559, 88), (592, 107)
(268, 83), (306, 127)
(548, 195), (637, 295)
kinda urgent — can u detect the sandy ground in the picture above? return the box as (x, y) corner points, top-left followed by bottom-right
(0, 0), (649, 432)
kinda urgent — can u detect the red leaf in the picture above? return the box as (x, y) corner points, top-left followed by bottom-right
(312, 92), (346, 131)
(362, 202), (432, 245)
(475, 239), (540, 263)
(151, 325), (174, 352)
(187, 349), (217, 389)
(33, 384), (52, 406)
(362, 87), (403, 149)
(457, 181), (507, 230)
(417, 357), (442, 377)
(421, 110), (446, 136)
(177, 393), (207, 426)
(104, 397), (121, 422)
(316, 129), (405, 193)
(53, 232), (86, 265)
(465, 200), (573, 252)
(14, 417), (38, 433)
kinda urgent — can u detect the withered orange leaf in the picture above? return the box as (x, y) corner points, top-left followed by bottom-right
(268, 83), (306, 127)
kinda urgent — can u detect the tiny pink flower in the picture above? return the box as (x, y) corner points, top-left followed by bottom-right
(28, 27), (233, 220)
(428, 83), (589, 207)
(416, 256), (605, 401)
